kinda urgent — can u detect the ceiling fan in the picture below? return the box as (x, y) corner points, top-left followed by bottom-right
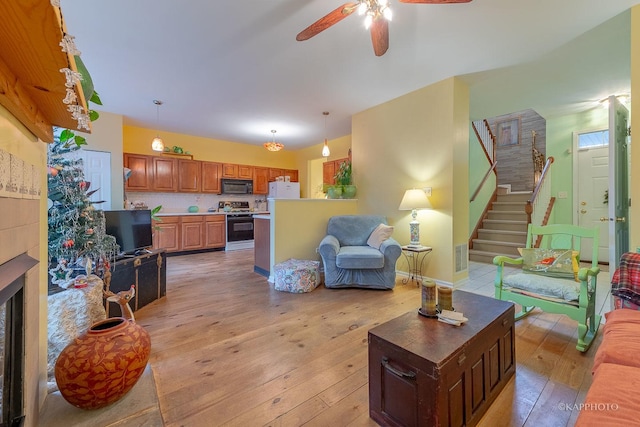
(296, 0), (473, 57)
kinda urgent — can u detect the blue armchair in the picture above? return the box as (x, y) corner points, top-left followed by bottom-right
(319, 215), (401, 290)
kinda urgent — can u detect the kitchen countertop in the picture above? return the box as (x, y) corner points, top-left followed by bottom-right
(156, 211), (270, 217)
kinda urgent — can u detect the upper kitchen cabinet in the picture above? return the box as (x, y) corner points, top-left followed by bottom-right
(124, 153), (153, 191)
(268, 168), (283, 182)
(284, 169), (299, 182)
(323, 158), (349, 185)
(222, 163), (254, 179)
(253, 167), (269, 195)
(0, 2), (91, 142)
(153, 157), (178, 192)
(201, 161), (222, 193)
(178, 159), (201, 192)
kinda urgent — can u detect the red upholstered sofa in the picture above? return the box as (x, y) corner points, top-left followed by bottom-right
(575, 253), (640, 425)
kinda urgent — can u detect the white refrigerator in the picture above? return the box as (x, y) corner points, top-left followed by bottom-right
(269, 182), (300, 199)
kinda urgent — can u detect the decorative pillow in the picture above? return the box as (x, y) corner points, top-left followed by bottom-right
(367, 223), (394, 250)
(520, 248), (579, 281)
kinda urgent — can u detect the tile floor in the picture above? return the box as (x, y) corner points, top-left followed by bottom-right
(459, 261), (613, 319)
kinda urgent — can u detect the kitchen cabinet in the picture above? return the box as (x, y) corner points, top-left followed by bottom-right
(181, 216), (205, 251)
(205, 216), (226, 248)
(268, 168), (283, 181)
(253, 167), (269, 195)
(222, 163), (254, 179)
(323, 157), (349, 185)
(178, 159), (201, 192)
(124, 153), (153, 191)
(284, 169), (298, 182)
(202, 161), (222, 193)
(153, 157), (178, 192)
(153, 216), (180, 252)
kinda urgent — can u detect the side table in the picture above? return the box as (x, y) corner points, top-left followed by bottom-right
(401, 245), (432, 285)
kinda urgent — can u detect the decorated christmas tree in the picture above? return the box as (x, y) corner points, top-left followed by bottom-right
(47, 133), (119, 287)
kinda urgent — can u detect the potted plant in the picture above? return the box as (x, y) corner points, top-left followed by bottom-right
(333, 160), (357, 199)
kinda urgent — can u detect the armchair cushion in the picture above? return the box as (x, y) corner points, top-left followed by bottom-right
(520, 248), (579, 280)
(367, 223), (394, 250)
(336, 246), (384, 269)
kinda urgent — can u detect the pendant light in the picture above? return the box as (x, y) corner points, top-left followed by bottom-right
(264, 129), (284, 152)
(151, 100), (165, 152)
(321, 111), (331, 157)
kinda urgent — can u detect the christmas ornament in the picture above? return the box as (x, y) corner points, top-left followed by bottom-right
(85, 228), (94, 235)
(49, 261), (71, 286)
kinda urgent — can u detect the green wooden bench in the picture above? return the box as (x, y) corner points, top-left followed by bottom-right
(494, 224), (601, 352)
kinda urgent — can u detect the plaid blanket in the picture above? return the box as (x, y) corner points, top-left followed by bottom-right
(611, 252), (640, 307)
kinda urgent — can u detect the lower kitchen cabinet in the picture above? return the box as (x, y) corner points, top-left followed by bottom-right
(105, 249), (167, 314)
(153, 214), (226, 253)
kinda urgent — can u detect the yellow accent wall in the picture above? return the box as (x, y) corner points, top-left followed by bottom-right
(352, 77), (470, 285)
(631, 5), (639, 250)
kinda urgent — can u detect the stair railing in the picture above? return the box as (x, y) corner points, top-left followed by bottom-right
(525, 156), (555, 227)
(470, 120), (497, 202)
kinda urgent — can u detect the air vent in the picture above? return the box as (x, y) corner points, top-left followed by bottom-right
(455, 244), (468, 273)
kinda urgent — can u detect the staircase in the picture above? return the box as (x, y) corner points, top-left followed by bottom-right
(469, 192), (530, 263)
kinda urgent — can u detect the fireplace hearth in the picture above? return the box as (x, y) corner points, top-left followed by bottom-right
(0, 254), (38, 427)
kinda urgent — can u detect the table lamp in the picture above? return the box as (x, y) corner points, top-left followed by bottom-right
(399, 188), (431, 246)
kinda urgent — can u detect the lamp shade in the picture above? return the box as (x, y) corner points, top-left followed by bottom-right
(399, 189), (431, 211)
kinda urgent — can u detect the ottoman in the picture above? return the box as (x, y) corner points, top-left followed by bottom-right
(273, 259), (320, 293)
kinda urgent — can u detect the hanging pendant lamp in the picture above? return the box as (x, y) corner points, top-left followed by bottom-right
(151, 100), (165, 152)
(264, 129), (284, 152)
(321, 111), (331, 157)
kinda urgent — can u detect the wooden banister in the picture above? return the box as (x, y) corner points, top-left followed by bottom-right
(525, 156), (554, 224)
(470, 161), (497, 202)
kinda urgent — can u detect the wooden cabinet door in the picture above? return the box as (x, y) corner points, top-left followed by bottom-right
(124, 153), (153, 191)
(153, 157), (178, 192)
(152, 217), (180, 252)
(222, 163), (238, 178)
(283, 169), (298, 182)
(268, 168), (283, 182)
(178, 159), (201, 192)
(205, 216), (226, 248)
(253, 167), (269, 195)
(238, 165), (254, 179)
(323, 161), (336, 185)
(202, 162), (222, 193)
(181, 216), (204, 250)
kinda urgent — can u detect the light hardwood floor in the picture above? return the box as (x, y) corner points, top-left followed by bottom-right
(136, 250), (611, 427)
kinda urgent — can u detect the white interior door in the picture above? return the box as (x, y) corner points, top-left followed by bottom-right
(577, 145), (609, 263)
(66, 149), (112, 210)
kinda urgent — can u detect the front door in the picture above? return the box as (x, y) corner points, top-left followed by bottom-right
(608, 95), (630, 268)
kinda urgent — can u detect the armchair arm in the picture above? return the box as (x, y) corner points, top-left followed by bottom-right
(318, 235), (340, 257)
(493, 256), (523, 292)
(577, 266), (599, 308)
(379, 238), (402, 262)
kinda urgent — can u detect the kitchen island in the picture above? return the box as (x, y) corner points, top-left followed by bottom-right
(253, 214), (270, 277)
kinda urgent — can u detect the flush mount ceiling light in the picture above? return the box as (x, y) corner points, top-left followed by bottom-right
(322, 111), (331, 157)
(151, 100), (165, 152)
(264, 130), (284, 152)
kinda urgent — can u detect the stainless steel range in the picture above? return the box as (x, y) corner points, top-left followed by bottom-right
(219, 201), (254, 251)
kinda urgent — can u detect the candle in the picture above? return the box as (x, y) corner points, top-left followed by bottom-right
(422, 280), (437, 315)
(438, 286), (453, 311)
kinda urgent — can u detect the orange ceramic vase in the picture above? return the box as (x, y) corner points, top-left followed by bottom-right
(54, 317), (151, 409)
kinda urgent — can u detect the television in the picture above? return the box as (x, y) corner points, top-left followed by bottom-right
(104, 209), (153, 256)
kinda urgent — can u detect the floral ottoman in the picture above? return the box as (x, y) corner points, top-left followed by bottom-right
(273, 259), (320, 293)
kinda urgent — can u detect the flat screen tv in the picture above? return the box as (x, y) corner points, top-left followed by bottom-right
(104, 209), (153, 256)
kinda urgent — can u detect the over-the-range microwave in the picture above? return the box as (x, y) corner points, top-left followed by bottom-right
(221, 178), (253, 195)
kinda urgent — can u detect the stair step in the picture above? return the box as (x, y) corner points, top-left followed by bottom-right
(492, 201), (527, 211)
(471, 239), (521, 256)
(486, 210), (528, 221)
(477, 229), (527, 243)
(469, 249), (519, 264)
(482, 219), (528, 232)
(497, 192), (532, 203)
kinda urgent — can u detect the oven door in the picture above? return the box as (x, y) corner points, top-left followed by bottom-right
(226, 215), (254, 242)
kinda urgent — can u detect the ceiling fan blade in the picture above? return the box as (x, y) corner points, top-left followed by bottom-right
(399, 0), (472, 3)
(370, 19), (389, 57)
(296, 3), (358, 41)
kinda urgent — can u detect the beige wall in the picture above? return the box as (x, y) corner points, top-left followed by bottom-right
(352, 77), (470, 285)
(0, 105), (48, 425)
(81, 111), (124, 209)
(631, 5), (640, 250)
(269, 199), (358, 277)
